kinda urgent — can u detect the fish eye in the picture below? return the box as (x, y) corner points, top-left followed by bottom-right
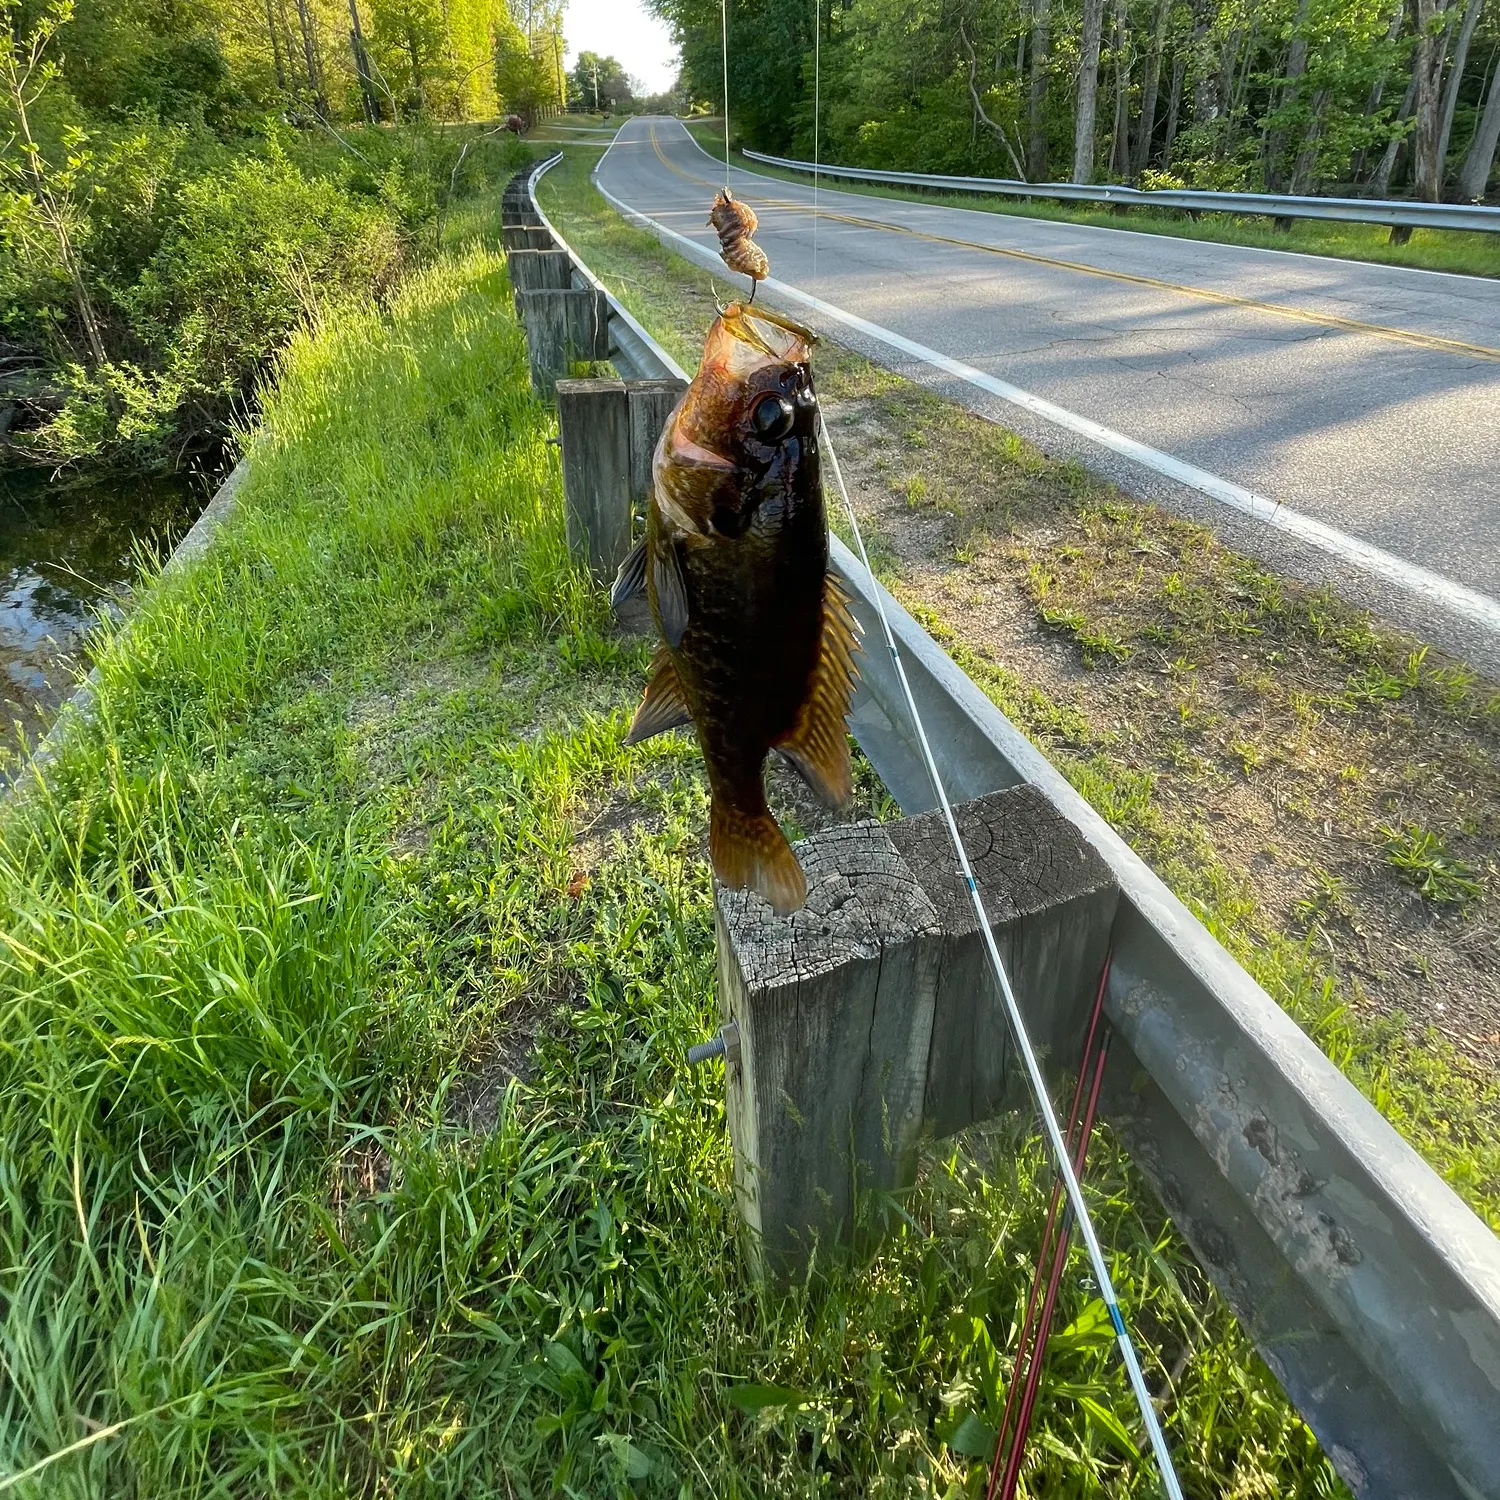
(751, 393), (795, 441)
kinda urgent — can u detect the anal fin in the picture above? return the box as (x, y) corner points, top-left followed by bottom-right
(775, 576), (862, 807)
(624, 648), (693, 745)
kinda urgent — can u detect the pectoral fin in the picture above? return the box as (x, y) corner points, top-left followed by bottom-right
(624, 648), (692, 745)
(775, 577), (862, 807)
(610, 536), (647, 610)
(652, 540), (691, 648)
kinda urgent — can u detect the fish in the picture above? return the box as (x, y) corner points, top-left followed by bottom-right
(708, 189), (769, 286)
(611, 303), (860, 914)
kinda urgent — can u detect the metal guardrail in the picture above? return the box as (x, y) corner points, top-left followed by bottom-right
(741, 147), (1500, 235)
(529, 151), (1500, 1500)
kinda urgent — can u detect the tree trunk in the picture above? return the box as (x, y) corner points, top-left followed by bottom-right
(1288, 86), (1330, 191)
(1265, 0), (1312, 189)
(1163, 52), (1185, 162)
(294, 0), (327, 118)
(1109, 0), (1130, 178)
(1073, 0), (1105, 181)
(1353, 0), (1406, 179)
(1436, 0), (1484, 179)
(1371, 65), (1419, 193)
(406, 25), (427, 112)
(1412, 0), (1455, 200)
(1133, 0), (1172, 175)
(959, 18), (1029, 178)
(265, 0), (288, 93)
(1028, 0), (1051, 178)
(1189, 0), (1219, 126)
(348, 0), (381, 123)
(1459, 47), (1500, 196)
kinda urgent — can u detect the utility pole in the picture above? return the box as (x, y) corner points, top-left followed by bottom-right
(592, 57), (599, 112)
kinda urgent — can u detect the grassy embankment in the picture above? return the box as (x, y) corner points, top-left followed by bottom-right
(680, 120), (1500, 279)
(0, 181), (1347, 1493)
(539, 146), (1499, 1228)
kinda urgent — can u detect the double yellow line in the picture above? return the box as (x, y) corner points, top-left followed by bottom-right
(645, 124), (1500, 363)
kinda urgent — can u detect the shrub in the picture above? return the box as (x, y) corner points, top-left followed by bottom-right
(127, 146), (403, 395)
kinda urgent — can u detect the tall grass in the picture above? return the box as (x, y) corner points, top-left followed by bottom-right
(0, 210), (1346, 1495)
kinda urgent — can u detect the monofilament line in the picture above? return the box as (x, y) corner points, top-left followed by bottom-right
(819, 419), (1187, 1500)
(812, 0), (820, 279)
(720, 0), (731, 186)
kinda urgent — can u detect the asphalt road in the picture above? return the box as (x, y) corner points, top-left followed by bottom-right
(594, 117), (1500, 671)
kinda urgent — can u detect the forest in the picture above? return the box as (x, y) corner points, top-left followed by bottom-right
(653, 0), (1500, 202)
(0, 0), (560, 475)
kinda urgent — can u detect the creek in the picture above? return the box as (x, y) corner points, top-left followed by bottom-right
(0, 468), (206, 781)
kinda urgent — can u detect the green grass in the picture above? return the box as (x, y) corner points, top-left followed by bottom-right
(0, 185), (1350, 1495)
(680, 121), (1500, 280)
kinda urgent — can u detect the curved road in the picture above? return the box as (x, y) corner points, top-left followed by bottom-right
(593, 118), (1500, 670)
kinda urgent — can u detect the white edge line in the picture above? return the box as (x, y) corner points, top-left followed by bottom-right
(592, 144), (1500, 640)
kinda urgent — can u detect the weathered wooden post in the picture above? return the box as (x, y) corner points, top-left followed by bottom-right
(516, 288), (609, 397)
(556, 378), (631, 583)
(714, 783), (1118, 1276)
(555, 377), (687, 584)
(503, 226), (555, 253)
(507, 248), (574, 310)
(626, 379), (686, 508)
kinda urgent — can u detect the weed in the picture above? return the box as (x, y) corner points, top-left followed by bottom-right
(1380, 824), (1484, 905)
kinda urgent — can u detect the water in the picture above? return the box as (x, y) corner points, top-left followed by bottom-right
(0, 469), (206, 775)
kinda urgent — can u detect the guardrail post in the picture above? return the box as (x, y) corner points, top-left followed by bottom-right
(715, 783), (1117, 1277)
(508, 248), (573, 307)
(517, 288), (610, 397)
(556, 377), (631, 583)
(503, 226), (555, 252)
(625, 378), (685, 508)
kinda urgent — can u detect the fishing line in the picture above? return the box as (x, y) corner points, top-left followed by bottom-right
(717, 2), (1179, 1485)
(812, 0), (820, 278)
(818, 422), (1186, 1500)
(720, 0), (731, 186)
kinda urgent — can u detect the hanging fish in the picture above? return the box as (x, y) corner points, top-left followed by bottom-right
(611, 304), (859, 914)
(708, 188), (770, 293)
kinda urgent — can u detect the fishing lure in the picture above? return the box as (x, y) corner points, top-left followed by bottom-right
(708, 189), (769, 295)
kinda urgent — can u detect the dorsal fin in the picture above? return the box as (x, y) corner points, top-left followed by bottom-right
(774, 576), (861, 807)
(624, 648), (693, 746)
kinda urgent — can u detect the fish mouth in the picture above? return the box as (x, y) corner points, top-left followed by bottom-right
(713, 304), (818, 364)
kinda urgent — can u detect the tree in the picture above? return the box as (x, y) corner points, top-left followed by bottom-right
(1074, 0), (1105, 180)
(1459, 43), (1500, 194)
(570, 49), (633, 111)
(1, 0), (107, 365)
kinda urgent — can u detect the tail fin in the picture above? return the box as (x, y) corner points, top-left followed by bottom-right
(710, 798), (806, 915)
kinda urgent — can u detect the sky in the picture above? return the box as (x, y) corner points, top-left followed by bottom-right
(563, 0), (680, 96)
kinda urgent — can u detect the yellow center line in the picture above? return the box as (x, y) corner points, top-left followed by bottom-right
(644, 124), (1500, 364)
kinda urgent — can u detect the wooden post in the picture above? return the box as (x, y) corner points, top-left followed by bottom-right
(508, 248), (573, 302)
(517, 288), (609, 396)
(503, 226), (555, 252)
(716, 823), (943, 1276)
(556, 378), (631, 583)
(625, 379), (685, 509)
(517, 289), (568, 395)
(889, 785), (1117, 1137)
(715, 783), (1118, 1275)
